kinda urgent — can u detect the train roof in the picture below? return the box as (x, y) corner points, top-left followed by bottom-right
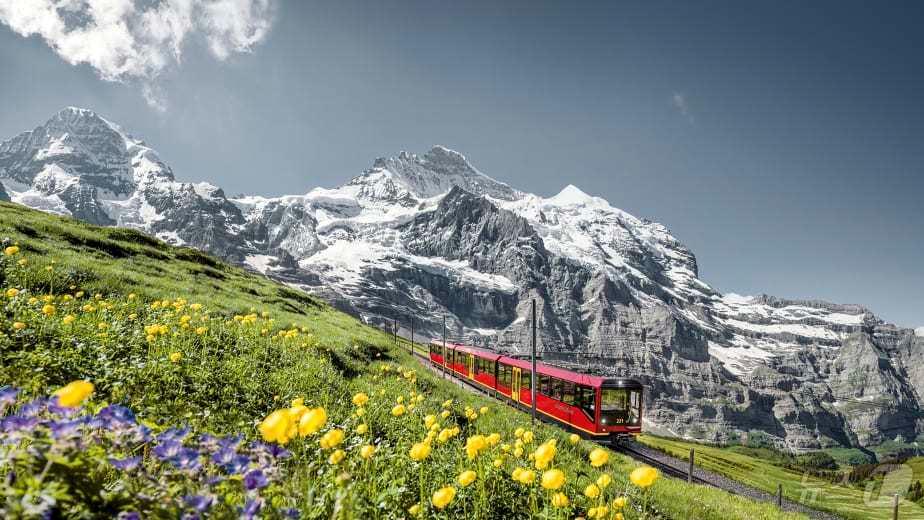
(433, 340), (608, 387)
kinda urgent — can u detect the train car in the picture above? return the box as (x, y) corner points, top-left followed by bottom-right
(427, 340), (642, 441)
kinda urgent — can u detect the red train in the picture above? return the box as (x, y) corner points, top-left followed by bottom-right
(428, 341), (643, 440)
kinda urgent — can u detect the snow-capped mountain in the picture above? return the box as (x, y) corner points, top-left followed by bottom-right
(2, 108), (922, 449)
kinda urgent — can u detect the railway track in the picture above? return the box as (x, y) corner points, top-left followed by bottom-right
(406, 344), (842, 519)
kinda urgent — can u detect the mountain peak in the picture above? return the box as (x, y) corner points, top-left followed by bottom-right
(547, 184), (605, 207)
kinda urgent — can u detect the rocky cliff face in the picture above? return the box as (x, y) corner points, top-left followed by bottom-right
(2, 107), (921, 450)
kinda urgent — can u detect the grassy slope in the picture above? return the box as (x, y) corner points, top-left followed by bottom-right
(639, 435), (924, 520)
(0, 202), (804, 520)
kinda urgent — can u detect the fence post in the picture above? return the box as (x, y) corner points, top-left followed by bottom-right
(688, 449), (694, 483)
(777, 483), (783, 508)
(893, 493), (899, 520)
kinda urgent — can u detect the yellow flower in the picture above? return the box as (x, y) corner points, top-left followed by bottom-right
(569, 433), (580, 445)
(518, 469), (536, 485)
(53, 380), (94, 407)
(479, 406), (489, 414)
(534, 441), (557, 469)
(612, 496), (628, 508)
(457, 470), (477, 487)
(328, 449), (345, 464)
(3, 245), (20, 256)
(352, 392), (369, 406)
(584, 483), (601, 499)
(441, 399), (453, 408)
(391, 404), (406, 416)
(596, 474), (612, 489)
(588, 447), (610, 467)
(12, 322), (26, 330)
(195, 326), (208, 335)
(541, 469), (566, 490)
(62, 314), (76, 325)
(298, 407), (327, 436)
(408, 504), (421, 516)
(513, 447), (524, 458)
(522, 431), (534, 444)
(396, 395), (404, 404)
(424, 414), (437, 428)
(355, 423), (368, 434)
(551, 492), (570, 508)
(493, 458), (504, 468)
(259, 409), (292, 444)
(514, 427), (524, 438)
(360, 445), (376, 459)
(629, 466), (659, 488)
(5, 288), (19, 298)
(431, 486), (456, 509)
(486, 432), (501, 446)
(41, 304), (56, 316)
(319, 429), (345, 449)
(409, 441), (432, 461)
(465, 434), (487, 459)
(440, 410), (450, 419)
(169, 352), (182, 363)
(128, 293), (137, 300)
(355, 407), (365, 417)
(17, 258), (27, 267)
(587, 505), (609, 519)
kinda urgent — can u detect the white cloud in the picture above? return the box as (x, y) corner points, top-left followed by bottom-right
(915, 326), (924, 338)
(0, 0), (275, 110)
(671, 92), (693, 122)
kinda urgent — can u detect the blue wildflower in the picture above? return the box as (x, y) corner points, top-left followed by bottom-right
(243, 469), (269, 491)
(109, 456), (142, 472)
(0, 386), (19, 408)
(240, 498), (263, 519)
(184, 494), (214, 512)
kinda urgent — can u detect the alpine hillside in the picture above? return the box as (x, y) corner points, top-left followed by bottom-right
(2, 107), (922, 450)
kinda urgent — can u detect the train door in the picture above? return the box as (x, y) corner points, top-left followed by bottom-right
(512, 368), (521, 402)
(467, 355), (474, 379)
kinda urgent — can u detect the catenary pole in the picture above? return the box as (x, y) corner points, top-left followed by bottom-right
(531, 299), (537, 425)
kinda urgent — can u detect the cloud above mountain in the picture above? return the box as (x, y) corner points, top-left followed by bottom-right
(0, 0), (275, 109)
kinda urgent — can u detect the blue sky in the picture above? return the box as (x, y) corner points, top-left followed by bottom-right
(0, 1), (921, 327)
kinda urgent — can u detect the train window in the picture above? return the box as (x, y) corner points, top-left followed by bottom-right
(562, 381), (575, 405)
(540, 375), (551, 396)
(576, 385), (595, 418)
(521, 371), (531, 390)
(550, 378), (563, 401)
(501, 365), (512, 387)
(601, 389), (628, 411)
(629, 389), (641, 425)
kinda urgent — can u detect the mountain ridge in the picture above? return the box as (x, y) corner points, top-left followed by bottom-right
(2, 107), (921, 450)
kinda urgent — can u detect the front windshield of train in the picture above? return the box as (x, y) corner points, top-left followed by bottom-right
(600, 388), (641, 426)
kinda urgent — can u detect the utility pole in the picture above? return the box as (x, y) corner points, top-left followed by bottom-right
(442, 315), (447, 379)
(531, 299), (537, 425)
(394, 317), (398, 346)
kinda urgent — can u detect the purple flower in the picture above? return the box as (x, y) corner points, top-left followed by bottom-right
(117, 512), (140, 520)
(49, 418), (85, 439)
(0, 386), (19, 408)
(1, 415), (39, 434)
(109, 456), (142, 472)
(212, 448), (250, 475)
(243, 469), (269, 490)
(283, 508), (301, 518)
(173, 447), (202, 472)
(96, 405), (137, 427)
(19, 398), (48, 417)
(157, 427), (190, 442)
(240, 498), (263, 519)
(184, 494), (214, 512)
(153, 439), (183, 460)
